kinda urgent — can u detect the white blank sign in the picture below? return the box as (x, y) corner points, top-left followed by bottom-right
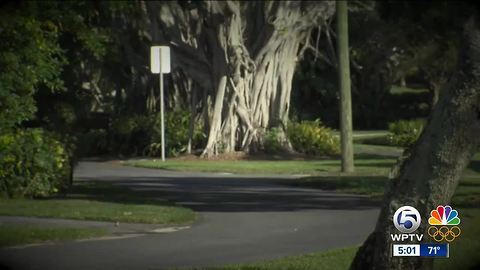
(150, 46), (171, 74)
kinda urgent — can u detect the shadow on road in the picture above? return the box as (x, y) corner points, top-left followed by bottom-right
(70, 174), (381, 213)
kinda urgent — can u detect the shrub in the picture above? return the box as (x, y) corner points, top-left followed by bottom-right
(262, 128), (284, 154)
(145, 110), (206, 157)
(110, 111), (205, 157)
(0, 129), (72, 198)
(287, 120), (340, 156)
(386, 119), (425, 147)
(164, 110), (190, 156)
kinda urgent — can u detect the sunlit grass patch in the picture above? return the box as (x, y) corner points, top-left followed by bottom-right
(0, 224), (107, 248)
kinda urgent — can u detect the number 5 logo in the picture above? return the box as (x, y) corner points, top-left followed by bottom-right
(393, 206), (421, 233)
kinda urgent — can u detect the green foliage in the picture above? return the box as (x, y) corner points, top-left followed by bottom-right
(262, 128), (284, 154)
(0, 224), (107, 248)
(386, 119), (425, 147)
(164, 110), (190, 156)
(184, 246), (358, 270)
(0, 129), (72, 198)
(0, 9), (65, 132)
(111, 111), (205, 157)
(287, 120), (340, 156)
(0, 1), (113, 139)
(0, 188), (196, 225)
(145, 110), (206, 157)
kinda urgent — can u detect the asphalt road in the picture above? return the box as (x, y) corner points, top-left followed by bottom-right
(0, 161), (380, 270)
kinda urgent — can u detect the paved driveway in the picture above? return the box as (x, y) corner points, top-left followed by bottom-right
(0, 161), (380, 270)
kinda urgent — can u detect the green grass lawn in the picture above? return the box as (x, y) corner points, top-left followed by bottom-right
(435, 208), (480, 270)
(298, 154), (479, 205)
(298, 175), (389, 198)
(124, 157), (396, 176)
(0, 224), (107, 248)
(332, 130), (389, 141)
(123, 143), (403, 176)
(298, 172), (479, 203)
(0, 182), (196, 225)
(390, 85), (429, 95)
(0, 198), (195, 225)
(177, 247), (358, 270)
(0, 182), (196, 247)
(124, 159), (391, 175)
(353, 143), (402, 155)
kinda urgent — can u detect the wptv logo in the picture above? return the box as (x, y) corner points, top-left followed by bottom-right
(391, 206), (424, 242)
(390, 205), (461, 242)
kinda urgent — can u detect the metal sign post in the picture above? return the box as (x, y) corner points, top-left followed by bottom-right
(159, 63), (165, 161)
(150, 46), (171, 162)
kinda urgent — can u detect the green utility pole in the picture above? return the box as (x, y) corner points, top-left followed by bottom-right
(336, 1), (354, 173)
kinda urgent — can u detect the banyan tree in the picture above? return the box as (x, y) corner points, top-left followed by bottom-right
(116, 1), (335, 157)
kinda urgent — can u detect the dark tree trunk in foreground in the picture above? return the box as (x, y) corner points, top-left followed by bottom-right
(351, 19), (480, 270)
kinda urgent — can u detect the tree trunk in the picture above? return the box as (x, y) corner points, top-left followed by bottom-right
(428, 78), (446, 110)
(337, 1), (354, 172)
(350, 19), (480, 270)
(187, 83), (196, 154)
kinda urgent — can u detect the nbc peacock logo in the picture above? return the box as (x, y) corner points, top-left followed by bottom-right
(427, 205), (461, 242)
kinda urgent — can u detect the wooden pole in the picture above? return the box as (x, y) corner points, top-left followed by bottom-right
(337, 1), (354, 172)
